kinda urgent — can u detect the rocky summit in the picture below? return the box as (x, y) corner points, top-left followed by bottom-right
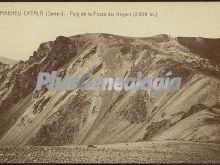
(0, 33), (220, 147)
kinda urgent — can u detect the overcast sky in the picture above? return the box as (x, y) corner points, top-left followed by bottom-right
(0, 2), (220, 60)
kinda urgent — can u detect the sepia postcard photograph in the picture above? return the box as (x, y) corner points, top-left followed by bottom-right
(0, 1), (220, 164)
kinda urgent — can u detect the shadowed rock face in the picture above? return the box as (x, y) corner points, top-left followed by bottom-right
(177, 37), (220, 65)
(0, 33), (220, 146)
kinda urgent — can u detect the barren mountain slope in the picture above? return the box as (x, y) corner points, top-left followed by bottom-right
(0, 56), (18, 66)
(0, 33), (220, 146)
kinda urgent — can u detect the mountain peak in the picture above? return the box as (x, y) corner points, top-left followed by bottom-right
(0, 34), (220, 147)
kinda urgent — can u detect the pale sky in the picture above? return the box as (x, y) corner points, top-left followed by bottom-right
(0, 2), (220, 60)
